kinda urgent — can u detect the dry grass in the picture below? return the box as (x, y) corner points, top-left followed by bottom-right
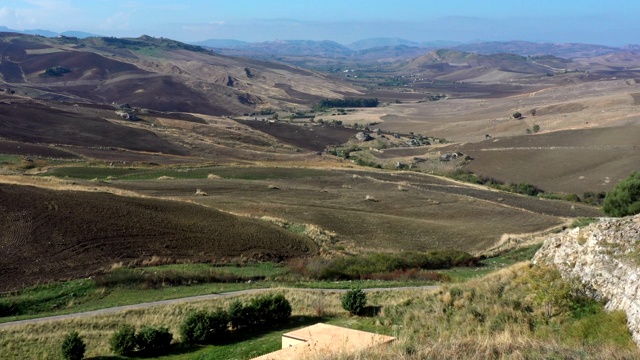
(0, 289), (352, 359)
(3, 264), (637, 359)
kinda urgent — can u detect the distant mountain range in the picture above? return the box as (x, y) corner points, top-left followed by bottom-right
(0, 26), (633, 63)
(0, 26), (100, 38)
(196, 37), (629, 63)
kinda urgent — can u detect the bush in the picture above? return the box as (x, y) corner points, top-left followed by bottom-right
(61, 331), (86, 360)
(0, 299), (17, 317)
(136, 326), (173, 355)
(342, 288), (367, 315)
(248, 293), (292, 326)
(180, 309), (229, 344)
(180, 310), (213, 344)
(603, 172), (640, 217)
(109, 324), (137, 355)
(208, 308), (230, 340)
(512, 111), (523, 119)
(228, 300), (250, 330)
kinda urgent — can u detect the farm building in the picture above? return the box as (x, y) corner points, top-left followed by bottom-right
(252, 323), (395, 359)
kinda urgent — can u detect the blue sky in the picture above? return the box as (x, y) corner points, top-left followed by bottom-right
(0, 0), (638, 45)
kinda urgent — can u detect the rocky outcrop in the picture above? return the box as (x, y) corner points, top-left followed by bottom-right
(533, 215), (640, 344)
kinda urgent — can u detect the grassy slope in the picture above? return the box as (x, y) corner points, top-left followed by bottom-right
(1, 263), (637, 359)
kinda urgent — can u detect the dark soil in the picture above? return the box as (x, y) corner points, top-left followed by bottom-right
(0, 100), (189, 155)
(0, 140), (79, 159)
(236, 120), (358, 151)
(0, 184), (317, 291)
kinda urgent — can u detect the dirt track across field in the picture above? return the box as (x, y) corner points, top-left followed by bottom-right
(0, 285), (437, 328)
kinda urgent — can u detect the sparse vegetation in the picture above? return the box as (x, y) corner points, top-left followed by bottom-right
(287, 251), (476, 281)
(43, 66), (71, 77)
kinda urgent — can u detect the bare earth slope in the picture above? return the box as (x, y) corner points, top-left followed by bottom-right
(0, 184), (317, 291)
(0, 33), (361, 115)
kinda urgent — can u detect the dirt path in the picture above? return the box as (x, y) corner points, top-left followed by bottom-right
(0, 285), (438, 328)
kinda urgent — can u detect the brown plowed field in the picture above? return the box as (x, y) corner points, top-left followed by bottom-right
(0, 140), (79, 159)
(0, 100), (189, 155)
(0, 184), (317, 291)
(452, 126), (640, 194)
(236, 120), (358, 151)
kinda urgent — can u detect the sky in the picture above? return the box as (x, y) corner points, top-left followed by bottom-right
(0, 0), (639, 46)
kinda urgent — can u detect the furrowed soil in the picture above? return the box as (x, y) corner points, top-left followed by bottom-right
(0, 184), (317, 291)
(95, 166), (601, 255)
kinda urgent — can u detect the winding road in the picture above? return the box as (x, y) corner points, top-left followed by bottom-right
(0, 285), (438, 328)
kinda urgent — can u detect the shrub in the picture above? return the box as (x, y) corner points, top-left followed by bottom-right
(228, 300), (250, 330)
(248, 293), (292, 326)
(61, 331), (86, 360)
(208, 308), (230, 340)
(564, 193), (581, 202)
(180, 310), (213, 344)
(512, 111), (523, 119)
(603, 172), (640, 217)
(0, 299), (17, 317)
(267, 293), (292, 324)
(109, 324), (137, 355)
(342, 288), (367, 315)
(136, 326), (173, 355)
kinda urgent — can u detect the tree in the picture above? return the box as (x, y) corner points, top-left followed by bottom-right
(180, 310), (214, 344)
(61, 331), (86, 360)
(512, 112), (523, 119)
(341, 288), (367, 315)
(136, 326), (173, 355)
(109, 324), (137, 355)
(532, 124), (540, 133)
(603, 172), (640, 217)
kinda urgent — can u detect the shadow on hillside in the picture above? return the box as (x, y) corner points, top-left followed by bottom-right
(360, 305), (383, 317)
(219, 314), (330, 345)
(86, 315), (329, 360)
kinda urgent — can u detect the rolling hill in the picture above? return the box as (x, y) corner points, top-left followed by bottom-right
(0, 33), (360, 116)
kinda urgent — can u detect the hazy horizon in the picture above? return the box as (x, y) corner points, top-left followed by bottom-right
(1, 0), (639, 46)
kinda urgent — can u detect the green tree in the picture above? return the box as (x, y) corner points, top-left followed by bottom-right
(180, 310), (213, 344)
(532, 124), (540, 133)
(136, 326), (173, 355)
(109, 324), (137, 355)
(603, 172), (640, 217)
(513, 112), (523, 119)
(61, 331), (86, 360)
(341, 288), (367, 315)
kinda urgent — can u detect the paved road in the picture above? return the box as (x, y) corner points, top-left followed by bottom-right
(0, 285), (437, 328)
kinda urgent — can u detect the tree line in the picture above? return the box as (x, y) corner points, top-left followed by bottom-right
(316, 98), (379, 109)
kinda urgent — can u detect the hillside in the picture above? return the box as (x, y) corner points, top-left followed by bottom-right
(0, 183), (317, 291)
(0, 33), (360, 115)
(399, 49), (572, 80)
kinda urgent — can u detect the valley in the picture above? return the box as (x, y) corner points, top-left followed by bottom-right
(1, 30), (640, 359)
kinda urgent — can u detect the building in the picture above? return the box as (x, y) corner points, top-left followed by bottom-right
(252, 323), (396, 360)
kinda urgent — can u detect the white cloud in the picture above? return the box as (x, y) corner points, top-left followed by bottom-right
(0, 1), (83, 30)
